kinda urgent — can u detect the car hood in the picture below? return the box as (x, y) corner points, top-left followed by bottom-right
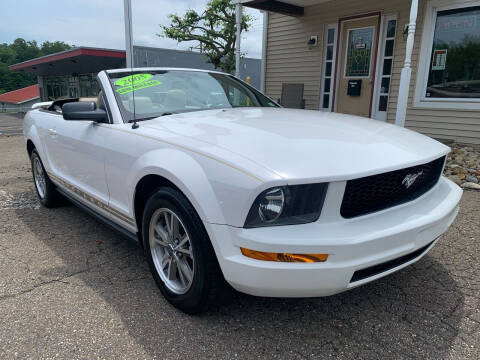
(143, 108), (449, 182)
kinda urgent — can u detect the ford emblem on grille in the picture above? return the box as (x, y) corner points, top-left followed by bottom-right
(402, 171), (423, 189)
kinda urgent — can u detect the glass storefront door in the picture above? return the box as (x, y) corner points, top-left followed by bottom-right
(45, 74), (100, 100)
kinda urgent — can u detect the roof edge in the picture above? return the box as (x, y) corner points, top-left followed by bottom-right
(132, 45), (261, 60)
(0, 84), (39, 104)
(15, 96), (40, 104)
(9, 47), (126, 71)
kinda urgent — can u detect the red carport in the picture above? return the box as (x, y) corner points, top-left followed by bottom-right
(9, 47), (126, 101)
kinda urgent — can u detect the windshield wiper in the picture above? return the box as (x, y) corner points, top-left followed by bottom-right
(128, 112), (175, 124)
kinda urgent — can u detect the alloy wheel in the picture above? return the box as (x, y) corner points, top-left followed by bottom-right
(149, 208), (195, 294)
(32, 156), (46, 199)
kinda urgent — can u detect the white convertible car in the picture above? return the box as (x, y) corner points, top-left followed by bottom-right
(24, 68), (462, 313)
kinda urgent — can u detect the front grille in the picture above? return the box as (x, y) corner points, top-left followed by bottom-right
(350, 240), (435, 282)
(341, 156), (445, 218)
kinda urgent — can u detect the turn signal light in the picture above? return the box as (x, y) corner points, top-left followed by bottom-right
(240, 248), (328, 263)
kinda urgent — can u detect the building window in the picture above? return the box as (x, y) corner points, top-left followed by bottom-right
(415, 0), (480, 110)
(345, 27), (375, 77)
(79, 74), (100, 97)
(45, 76), (68, 100)
(68, 76), (78, 98)
(378, 19), (397, 112)
(320, 24), (337, 110)
(426, 6), (480, 99)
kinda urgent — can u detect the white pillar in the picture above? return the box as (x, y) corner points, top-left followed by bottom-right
(395, 0), (418, 127)
(124, 0), (134, 68)
(235, 2), (242, 77)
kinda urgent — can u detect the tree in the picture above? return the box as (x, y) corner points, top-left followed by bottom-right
(40, 41), (72, 56)
(159, 0), (252, 73)
(10, 38), (40, 63)
(0, 38), (72, 94)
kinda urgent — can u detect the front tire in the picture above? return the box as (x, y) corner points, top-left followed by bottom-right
(30, 149), (60, 208)
(142, 187), (226, 314)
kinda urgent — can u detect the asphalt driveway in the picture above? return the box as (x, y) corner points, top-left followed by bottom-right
(0, 113), (24, 136)
(0, 132), (479, 359)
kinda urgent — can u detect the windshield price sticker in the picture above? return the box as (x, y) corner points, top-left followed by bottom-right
(115, 73), (162, 94)
(116, 80), (162, 94)
(115, 73), (152, 86)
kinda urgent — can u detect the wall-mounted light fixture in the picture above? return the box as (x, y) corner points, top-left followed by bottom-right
(308, 35), (318, 49)
(403, 24), (409, 40)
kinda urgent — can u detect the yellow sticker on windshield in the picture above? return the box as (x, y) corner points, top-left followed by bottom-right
(115, 73), (152, 86)
(115, 73), (162, 94)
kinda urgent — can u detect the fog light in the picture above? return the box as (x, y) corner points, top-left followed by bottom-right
(240, 248), (328, 263)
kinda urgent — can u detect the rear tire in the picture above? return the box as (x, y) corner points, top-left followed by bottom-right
(142, 187), (227, 314)
(30, 149), (60, 208)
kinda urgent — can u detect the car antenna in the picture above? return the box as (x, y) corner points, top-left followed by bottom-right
(130, 70), (139, 129)
(131, 72), (139, 130)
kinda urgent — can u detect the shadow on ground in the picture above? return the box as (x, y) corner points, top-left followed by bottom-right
(15, 195), (465, 359)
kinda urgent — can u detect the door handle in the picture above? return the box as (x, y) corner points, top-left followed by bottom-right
(48, 128), (57, 137)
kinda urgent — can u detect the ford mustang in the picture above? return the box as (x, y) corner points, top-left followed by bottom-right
(23, 68), (462, 313)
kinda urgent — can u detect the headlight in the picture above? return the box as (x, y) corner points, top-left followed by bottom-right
(258, 187), (285, 222)
(244, 183), (328, 228)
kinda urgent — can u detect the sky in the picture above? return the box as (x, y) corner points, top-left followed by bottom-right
(0, 0), (264, 58)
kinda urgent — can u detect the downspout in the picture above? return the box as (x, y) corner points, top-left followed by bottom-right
(235, 1), (242, 77)
(261, 11), (268, 93)
(395, 0), (418, 127)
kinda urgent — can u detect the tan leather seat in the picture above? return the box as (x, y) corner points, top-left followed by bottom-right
(208, 92), (229, 108)
(164, 90), (187, 110)
(96, 91), (104, 109)
(79, 97), (97, 103)
(123, 96), (155, 114)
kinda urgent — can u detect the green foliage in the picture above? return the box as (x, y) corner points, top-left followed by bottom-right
(40, 40), (72, 56)
(0, 38), (72, 94)
(158, 0), (252, 73)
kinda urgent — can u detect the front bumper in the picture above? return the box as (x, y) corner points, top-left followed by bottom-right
(206, 177), (462, 297)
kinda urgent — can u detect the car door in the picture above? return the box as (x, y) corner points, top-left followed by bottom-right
(44, 99), (110, 208)
(33, 110), (63, 174)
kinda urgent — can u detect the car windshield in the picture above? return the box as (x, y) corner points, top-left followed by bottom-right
(107, 70), (278, 122)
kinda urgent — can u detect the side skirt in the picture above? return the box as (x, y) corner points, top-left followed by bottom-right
(56, 187), (139, 243)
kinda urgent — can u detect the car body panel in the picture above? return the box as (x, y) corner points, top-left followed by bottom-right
(48, 120), (110, 205)
(95, 122), (273, 228)
(25, 109), (110, 206)
(208, 177), (461, 297)
(143, 107), (450, 183)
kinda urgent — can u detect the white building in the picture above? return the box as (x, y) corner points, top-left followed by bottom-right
(241, 0), (480, 145)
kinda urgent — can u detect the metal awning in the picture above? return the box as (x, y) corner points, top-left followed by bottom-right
(240, 0), (332, 16)
(9, 47), (126, 76)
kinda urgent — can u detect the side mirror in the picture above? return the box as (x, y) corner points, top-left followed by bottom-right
(62, 101), (107, 122)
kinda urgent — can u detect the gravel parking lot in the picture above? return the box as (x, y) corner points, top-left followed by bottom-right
(0, 121), (479, 359)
